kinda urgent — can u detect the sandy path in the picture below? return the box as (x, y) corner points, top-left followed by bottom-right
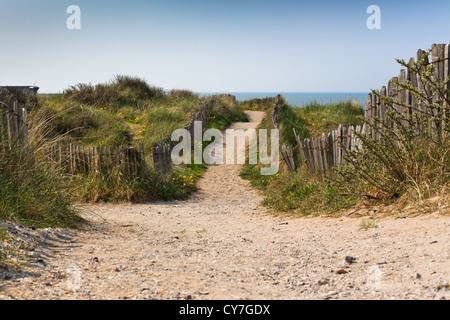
(1, 111), (450, 300)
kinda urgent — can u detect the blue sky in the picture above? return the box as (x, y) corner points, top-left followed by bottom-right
(0, 0), (449, 93)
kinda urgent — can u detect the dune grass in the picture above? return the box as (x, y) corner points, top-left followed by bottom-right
(0, 113), (85, 228)
(292, 100), (364, 137)
(240, 96), (363, 215)
(33, 76), (246, 203)
(37, 79), (204, 150)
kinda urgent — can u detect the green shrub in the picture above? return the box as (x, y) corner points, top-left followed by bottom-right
(63, 75), (164, 108)
(330, 49), (449, 202)
(170, 89), (198, 99)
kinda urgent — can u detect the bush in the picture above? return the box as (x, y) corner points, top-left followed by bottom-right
(170, 89), (198, 99)
(330, 49), (449, 202)
(64, 75), (165, 108)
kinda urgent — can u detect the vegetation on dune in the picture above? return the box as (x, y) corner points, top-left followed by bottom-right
(240, 97), (362, 215)
(63, 75), (165, 107)
(293, 100), (364, 137)
(37, 76), (203, 149)
(33, 76), (246, 204)
(241, 52), (448, 216)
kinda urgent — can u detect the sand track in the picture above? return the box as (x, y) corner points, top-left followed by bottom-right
(1, 111), (449, 300)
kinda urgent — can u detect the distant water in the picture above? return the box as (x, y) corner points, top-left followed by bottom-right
(198, 92), (368, 108)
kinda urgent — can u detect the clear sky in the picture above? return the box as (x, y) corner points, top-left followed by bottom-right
(1, 0), (449, 93)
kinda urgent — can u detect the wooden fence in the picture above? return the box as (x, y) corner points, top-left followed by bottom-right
(275, 100), (365, 173)
(293, 124), (365, 172)
(44, 143), (146, 176)
(280, 43), (449, 173)
(364, 43), (449, 141)
(151, 143), (172, 174)
(43, 99), (218, 176)
(0, 97), (29, 147)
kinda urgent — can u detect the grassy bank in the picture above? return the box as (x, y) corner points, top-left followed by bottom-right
(240, 98), (364, 216)
(34, 76), (246, 203)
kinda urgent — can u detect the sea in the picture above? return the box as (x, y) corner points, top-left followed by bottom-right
(198, 92), (369, 108)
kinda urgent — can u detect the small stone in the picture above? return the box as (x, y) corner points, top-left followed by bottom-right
(197, 290), (209, 295)
(336, 269), (348, 275)
(430, 241), (438, 244)
(318, 279), (329, 286)
(437, 284), (450, 291)
(376, 260), (387, 265)
(416, 273), (422, 280)
(345, 256), (356, 264)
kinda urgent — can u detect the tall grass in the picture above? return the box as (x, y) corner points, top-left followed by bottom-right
(64, 75), (164, 108)
(293, 100), (364, 137)
(0, 108), (84, 228)
(71, 167), (199, 203)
